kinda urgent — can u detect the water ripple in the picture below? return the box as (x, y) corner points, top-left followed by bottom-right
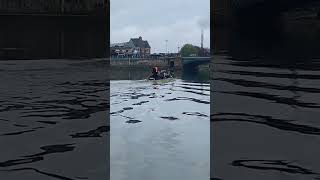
(219, 70), (320, 80)
(0, 157), (44, 167)
(0, 60), (108, 179)
(24, 144), (75, 158)
(216, 91), (319, 108)
(165, 97), (209, 104)
(0, 144), (75, 168)
(212, 113), (320, 135)
(232, 160), (318, 175)
(125, 120), (142, 124)
(214, 77), (320, 93)
(160, 116), (179, 121)
(1, 127), (44, 136)
(182, 112), (208, 117)
(111, 107), (133, 115)
(132, 101), (149, 105)
(70, 126), (109, 138)
(1, 168), (75, 180)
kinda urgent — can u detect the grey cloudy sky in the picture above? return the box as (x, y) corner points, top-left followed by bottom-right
(111, 0), (210, 53)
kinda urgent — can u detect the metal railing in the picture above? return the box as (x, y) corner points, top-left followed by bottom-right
(110, 56), (179, 61)
(111, 57), (163, 61)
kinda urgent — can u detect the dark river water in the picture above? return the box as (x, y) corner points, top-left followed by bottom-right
(110, 67), (210, 180)
(212, 22), (320, 180)
(0, 59), (109, 180)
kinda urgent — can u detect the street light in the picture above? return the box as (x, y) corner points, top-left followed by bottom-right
(165, 40), (168, 55)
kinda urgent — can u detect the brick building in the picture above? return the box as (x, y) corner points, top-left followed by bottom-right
(111, 36), (151, 58)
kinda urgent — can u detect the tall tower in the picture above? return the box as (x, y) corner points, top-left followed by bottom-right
(201, 28), (204, 49)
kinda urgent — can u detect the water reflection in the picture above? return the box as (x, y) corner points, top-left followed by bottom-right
(212, 20), (320, 180)
(0, 59), (108, 179)
(110, 66), (210, 83)
(232, 160), (318, 175)
(111, 68), (210, 180)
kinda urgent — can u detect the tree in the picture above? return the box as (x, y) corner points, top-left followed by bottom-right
(180, 44), (199, 57)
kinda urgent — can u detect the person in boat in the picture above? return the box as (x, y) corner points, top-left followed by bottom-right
(149, 67), (172, 80)
(150, 67), (160, 80)
(160, 70), (171, 79)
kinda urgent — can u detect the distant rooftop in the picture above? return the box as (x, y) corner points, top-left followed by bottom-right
(110, 42), (127, 47)
(111, 36), (151, 49)
(130, 36), (151, 49)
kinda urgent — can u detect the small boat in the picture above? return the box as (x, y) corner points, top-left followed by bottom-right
(148, 77), (174, 84)
(148, 67), (174, 84)
(148, 67), (173, 79)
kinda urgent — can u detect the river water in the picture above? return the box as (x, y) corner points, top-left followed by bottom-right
(0, 59), (109, 180)
(212, 22), (320, 180)
(110, 67), (210, 180)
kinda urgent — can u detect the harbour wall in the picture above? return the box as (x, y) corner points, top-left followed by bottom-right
(110, 58), (182, 69)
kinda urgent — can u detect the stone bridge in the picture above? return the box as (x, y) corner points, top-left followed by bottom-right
(181, 57), (211, 68)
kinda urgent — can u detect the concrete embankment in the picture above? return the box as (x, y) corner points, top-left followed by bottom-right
(109, 58), (182, 69)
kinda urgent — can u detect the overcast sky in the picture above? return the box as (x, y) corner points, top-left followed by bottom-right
(111, 0), (210, 53)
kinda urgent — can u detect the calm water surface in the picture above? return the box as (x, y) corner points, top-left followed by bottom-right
(111, 68), (210, 180)
(212, 22), (320, 180)
(0, 59), (108, 180)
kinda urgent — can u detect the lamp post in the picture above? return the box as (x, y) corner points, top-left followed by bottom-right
(165, 40), (168, 55)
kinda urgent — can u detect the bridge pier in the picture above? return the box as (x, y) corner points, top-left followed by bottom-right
(171, 57), (182, 68)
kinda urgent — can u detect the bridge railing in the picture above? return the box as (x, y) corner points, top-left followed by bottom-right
(111, 57), (166, 61)
(110, 56), (179, 61)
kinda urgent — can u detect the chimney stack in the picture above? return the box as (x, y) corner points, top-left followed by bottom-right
(201, 29), (204, 49)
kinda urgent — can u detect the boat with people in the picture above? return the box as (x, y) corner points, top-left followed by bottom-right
(148, 67), (174, 83)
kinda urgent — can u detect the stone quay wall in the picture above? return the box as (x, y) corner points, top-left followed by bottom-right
(110, 58), (182, 69)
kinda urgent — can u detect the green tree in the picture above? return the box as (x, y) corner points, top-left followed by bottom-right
(180, 44), (199, 57)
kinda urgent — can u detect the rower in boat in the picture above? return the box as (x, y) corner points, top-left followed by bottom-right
(149, 67), (173, 80)
(149, 67), (160, 80)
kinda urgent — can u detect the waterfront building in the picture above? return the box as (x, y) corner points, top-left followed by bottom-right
(111, 36), (151, 58)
